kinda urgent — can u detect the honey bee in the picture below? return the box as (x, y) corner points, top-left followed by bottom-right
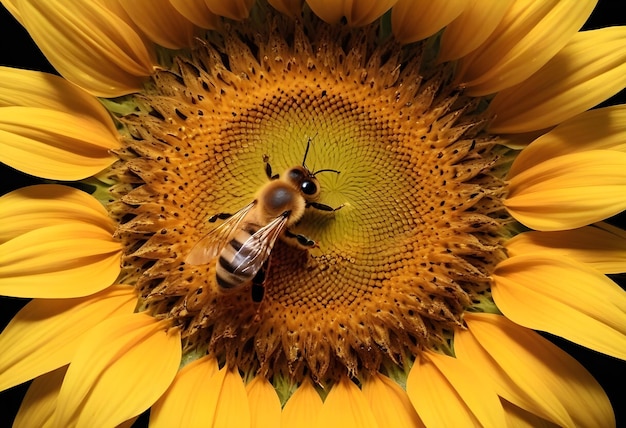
(185, 138), (342, 303)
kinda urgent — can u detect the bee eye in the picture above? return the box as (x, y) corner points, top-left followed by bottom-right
(301, 180), (317, 195)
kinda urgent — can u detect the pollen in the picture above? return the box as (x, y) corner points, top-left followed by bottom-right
(108, 13), (509, 382)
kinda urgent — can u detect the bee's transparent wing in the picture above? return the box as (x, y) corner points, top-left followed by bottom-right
(231, 214), (289, 278)
(185, 202), (256, 265)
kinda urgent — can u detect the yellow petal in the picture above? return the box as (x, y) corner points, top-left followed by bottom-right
(307, 0), (396, 25)
(118, 0), (196, 49)
(169, 0), (220, 29)
(246, 375), (282, 428)
(0, 106), (119, 180)
(18, 0), (155, 97)
(150, 356), (220, 428)
(316, 376), (379, 428)
(489, 27), (626, 133)
(506, 223), (626, 274)
(501, 399), (560, 428)
(508, 104), (626, 178)
(204, 0), (254, 20)
(0, 285), (136, 391)
(0, 223), (122, 298)
(209, 366), (251, 428)
(305, 0), (344, 23)
(457, 0), (596, 96)
(456, 313), (615, 427)
(0, 184), (113, 244)
(391, 0), (465, 44)
(268, 0), (303, 18)
(492, 254), (626, 360)
(505, 150), (626, 231)
(54, 313), (181, 427)
(13, 366), (68, 428)
(0, 67), (116, 134)
(438, 0), (513, 62)
(344, 0), (398, 26)
(2, 0), (22, 24)
(281, 377), (323, 428)
(362, 373), (424, 428)
(407, 351), (506, 427)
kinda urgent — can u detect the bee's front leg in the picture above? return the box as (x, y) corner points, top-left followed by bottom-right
(284, 229), (317, 248)
(306, 201), (344, 212)
(263, 154), (279, 180)
(208, 212), (233, 223)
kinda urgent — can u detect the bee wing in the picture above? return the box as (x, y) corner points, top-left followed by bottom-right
(231, 214), (289, 278)
(185, 202), (256, 265)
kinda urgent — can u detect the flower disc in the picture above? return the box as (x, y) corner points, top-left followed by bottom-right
(110, 15), (508, 382)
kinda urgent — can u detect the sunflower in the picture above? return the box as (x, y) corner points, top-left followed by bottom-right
(1, 0), (626, 426)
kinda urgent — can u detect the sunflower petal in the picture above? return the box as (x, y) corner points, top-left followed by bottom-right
(346, 0), (397, 26)
(0, 106), (119, 180)
(305, 0), (344, 24)
(407, 351), (506, 427)
(0, 184), (113, 244)
(203, 0), (254, 20)
(0, 223), (122, 298)
(13, 366), (68, 428)
(456, 313), (615, 427)
(246, 375), (282, 428)
(492, 254), (626, 360)
(118, 0), (196, 49)
(2, 0), (21, 24)
(489, 27), (626, 133)
(391, 0), (465, 44)
(316, 376), (379, 428)
(362, 373), (424, 428)
(506, 223), (626, 274)
(438, 0), (513, 62)
(207, 366), (251, 428)
(457, 0), (596, 96)
(150, 356), (220, 428)
(501, 399), (560, 428)
(268, 0), (303, 18)
(307, 0), (396, 26)
(18, 0), (155, 97)
(169, 0), (220, 29)
(281, 377), (323, 428)
(0, 67), (117, 133)
(54, 313), (181, 427)
(505, 150), (626, 231)
(0, 285), (136, 391)
(508, 105), (626, 178)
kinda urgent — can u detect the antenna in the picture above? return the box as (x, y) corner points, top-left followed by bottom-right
(302, 134), (340, 175)
(313, 168), (340, 176)
(301, 134), (316, 168)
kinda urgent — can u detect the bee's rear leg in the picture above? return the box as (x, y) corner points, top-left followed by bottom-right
(263, 154), (279, 180)
(285, 229), (317, 248)
(306, 201), (344, 212)
(208, 212), (233, 223)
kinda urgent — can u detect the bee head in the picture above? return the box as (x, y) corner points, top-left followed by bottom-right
(286, 166), (320, 200)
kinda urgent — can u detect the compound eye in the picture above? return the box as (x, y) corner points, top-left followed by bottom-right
(301, 180), (318, 195)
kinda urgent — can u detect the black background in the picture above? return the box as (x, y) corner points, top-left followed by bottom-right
(1, 2), (625, 427)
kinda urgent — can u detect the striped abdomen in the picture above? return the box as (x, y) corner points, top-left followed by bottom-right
(216, 227), (258, 290)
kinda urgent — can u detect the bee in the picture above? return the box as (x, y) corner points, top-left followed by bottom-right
(185, 138), (342, 304)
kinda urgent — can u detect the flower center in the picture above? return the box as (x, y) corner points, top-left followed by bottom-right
(108, 14), (509, 382)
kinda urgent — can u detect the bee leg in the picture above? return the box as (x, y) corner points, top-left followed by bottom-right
(306, 201), (345, 212)
(251, 258), (272, 322)
(263, 154), (279, 180)
(208, 212), (233, 223)
(251, 268), (266, 303)
(284, 229), (317, 248)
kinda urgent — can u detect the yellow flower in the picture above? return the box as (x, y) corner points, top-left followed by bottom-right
(1, 0), (625, 427)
